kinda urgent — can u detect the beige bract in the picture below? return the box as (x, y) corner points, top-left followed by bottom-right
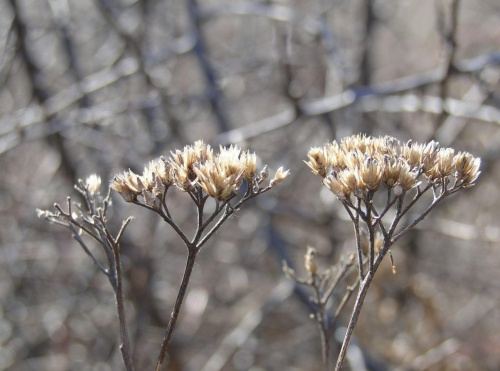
(307, 134), (480, 200)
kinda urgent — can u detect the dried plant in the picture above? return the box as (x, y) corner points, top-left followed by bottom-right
(38, 140), (289, 371)
(286, 134), (480, 370)
(37, 176), (135, 370)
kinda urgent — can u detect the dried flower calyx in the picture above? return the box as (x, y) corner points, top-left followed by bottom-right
(111, 140), (290, 203)
(306, 134), (480, 200)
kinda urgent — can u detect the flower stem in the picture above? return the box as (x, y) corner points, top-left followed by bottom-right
(334, 272), (374, 371)
(112, 242), (135, 371)
(155, 249), (198, 371)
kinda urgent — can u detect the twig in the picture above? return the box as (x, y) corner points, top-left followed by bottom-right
(187, 0), (230, 132)
(438, 0), (461, 126)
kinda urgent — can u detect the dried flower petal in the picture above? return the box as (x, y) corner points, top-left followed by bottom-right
(304, 246), (318, 275)
(270, 167), (290, 187)
(85, 174), (101, 194)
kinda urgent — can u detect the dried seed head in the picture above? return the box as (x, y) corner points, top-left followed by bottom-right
(360, 157), (382, 191)
(325, 141), (343, 169)
(194, 161), (241, 201)
(343, 151), (363, 170)
(270, 167), (290, 187)
(218, 145), (244, 176)
(398, 163), (419, 192)
(260, 165), (269, 180)
(453, 151), (481, 187)
(430, 147), (455, 178)
(341, 133), (368, 154)
(304, 246), (318, 275)
(402, 142), (425, 169)
(170, 140), (213, 190)
(85, 174), (101, 194)
(339, 168), (364, 198)
(110, 170), (143, 202)
(382, 156), (401, 188)
(323, 172), (349, 199)
(421, 140), (440, 173)
(240, 151), (257, 181)
(306, 147), (330, 177)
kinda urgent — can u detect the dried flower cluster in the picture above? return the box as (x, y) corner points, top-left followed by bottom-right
(39, 141), (290, 371)
(306, 134), (480, 200)
(111, 140), (289, 204)
(299, 133), (481, 371)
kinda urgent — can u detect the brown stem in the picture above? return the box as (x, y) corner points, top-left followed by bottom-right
(312, 277), (329, 371)
(111, 241), (135, 371)
(155, 249), (198, 371)
(334, 273), (374, 371)
(318, 319), (329, 371)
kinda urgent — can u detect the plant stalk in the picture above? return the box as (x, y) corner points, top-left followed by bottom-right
(334, 273), (373, 371)
(155, 249), (198, 371)
(112, 242), (135, 371)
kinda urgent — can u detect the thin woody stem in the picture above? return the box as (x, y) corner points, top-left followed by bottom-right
(312, 275), (329, 371)
(334, 273), (374, 371)
(111, 240), (135, 371)
(156, 249), (198, 371)
(344, 201), (364, 280)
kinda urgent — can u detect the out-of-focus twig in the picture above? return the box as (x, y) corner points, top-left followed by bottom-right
(187, 0), (230, 133)
(200, 280), (294, 371)
(438, 0), (461, 126)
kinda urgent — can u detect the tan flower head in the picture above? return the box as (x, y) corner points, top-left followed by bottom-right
(402, 141), (424, 168)
(217, 145), (243, 176)
(306, 147), (330, 178)
(240, 151), (257, 181)
(453, 151), (481, 187)
(343, 151), (363, 170)
(360, 157), (382, 191)
(429, 147), (455, 178)
(341, 133), (369, 154)
(170, 140), (213, 190)
(194, 161), (240, 200)
(326, 141), (344, 170)
(342, 168), (365, 196)
(323, 171), (350, 199)
(111, 170), (143, 202)
(421, 140), (440, 173)
(382, 156), (402, 188)
(270, 167), (290, 187)
(304, 246), (318, 275)
(85, 174), (102, 194)
(154, 157), (174, 187)
(308, 134), (479, 201)
(397, 162), (419, 192)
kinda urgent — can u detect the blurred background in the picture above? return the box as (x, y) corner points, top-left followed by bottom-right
(1, 0), (500, 370)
